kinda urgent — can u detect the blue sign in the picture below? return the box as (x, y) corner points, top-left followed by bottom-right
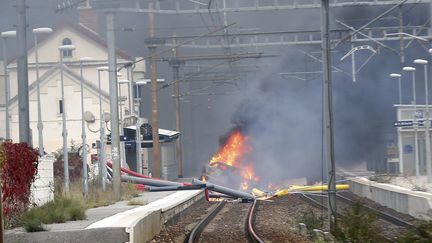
(394, 120), (424, 127)
(404, 145), (413, 154)
(394, 121), (413, 127)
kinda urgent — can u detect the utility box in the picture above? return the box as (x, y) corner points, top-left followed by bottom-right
(121, 124), (180, 178)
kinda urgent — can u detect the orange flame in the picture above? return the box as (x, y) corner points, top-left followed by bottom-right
(208, 130), (259, 190)
(241, 181), (249, 191)
(209, 130), (250, 167)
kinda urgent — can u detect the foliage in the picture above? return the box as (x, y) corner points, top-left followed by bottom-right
(0, 142), (39, 226)
(398, 221), (432, 243)
(54, 180), (140, 209)
(332, 201), (381, 243)
(53, 141), (84, 183)
(21, 197), (86, 232)
(127, 198), (147, 206)
(298, 210), (324, 234)
(82, 181), (140, 208)
(369, 174), (393, 183)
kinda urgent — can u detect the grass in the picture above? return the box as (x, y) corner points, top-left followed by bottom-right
(127, 198), (148, 206)
(53, 179), (141, 208)
(398, 221), (432, 242)
(298, 211), (324, 235)
(332, 201), (381, 243)
(21, 197), (86, 232)
(369, 174), (393, 183)
(21, 180), (141, 232)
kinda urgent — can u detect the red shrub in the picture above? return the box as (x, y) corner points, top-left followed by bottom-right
(0, 142), (39, 225)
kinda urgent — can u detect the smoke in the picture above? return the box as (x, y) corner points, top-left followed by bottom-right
(211, 50), (324, 184)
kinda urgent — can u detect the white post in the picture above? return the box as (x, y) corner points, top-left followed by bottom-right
(414, 59), (432, 182)
(97, 67), (107, 192)
(404, 66), (420, 176)
(79, 57), (93, 196)
(0, 31), (16, 140)
(33, 27), (52, 156)
(58, 45), (75, 193)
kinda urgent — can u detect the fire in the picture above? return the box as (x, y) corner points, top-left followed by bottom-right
(207, 130), (259, 191)
(209, 130), (250, 167)
(241, 181), (249, 191)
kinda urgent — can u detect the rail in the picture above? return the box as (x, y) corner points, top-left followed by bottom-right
(246, 200), (265, 243)
(186, 201), (226, 243)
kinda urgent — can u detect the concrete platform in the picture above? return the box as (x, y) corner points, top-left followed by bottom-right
(5, 190), (204, 243)
(348, 177), (432, 220)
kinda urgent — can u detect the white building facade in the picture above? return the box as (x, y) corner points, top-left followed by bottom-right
(395, 104), (432, 176)
(0, 18), (143, 154)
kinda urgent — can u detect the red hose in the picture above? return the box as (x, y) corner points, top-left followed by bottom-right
(106, 161), (192, 186)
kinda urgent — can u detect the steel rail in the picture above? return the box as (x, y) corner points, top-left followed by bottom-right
(246, 200), (265, 243)
(300, 193), (414, 228)
(186, 201), (226, 243)
(336, 194), (415, 228)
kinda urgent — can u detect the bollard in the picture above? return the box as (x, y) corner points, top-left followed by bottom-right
(312, 229), (325, 241)
(298, 223), (308, 236)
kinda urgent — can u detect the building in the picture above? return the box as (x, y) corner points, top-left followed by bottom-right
(395, 104), (432, 176)
(0, 17), (142, 154)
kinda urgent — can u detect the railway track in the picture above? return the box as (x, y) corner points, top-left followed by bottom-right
(300, 192), (415, 241)
(300, 193), (414, 228)
(185, 200), (264, 243)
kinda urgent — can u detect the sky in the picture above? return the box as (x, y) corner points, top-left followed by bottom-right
(1, 0), (431, 183)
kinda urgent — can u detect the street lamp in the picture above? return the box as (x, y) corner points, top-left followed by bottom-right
(1, 31), (16, 140)
(97, 66), (109, 191)
(58, 44), (76, 193)
(79, 57), (93, 197)
(414, 58), (432, 183)
(32, 27), (53, 156)
(403, 66), (420, 177)
(389, 73), (402, 104)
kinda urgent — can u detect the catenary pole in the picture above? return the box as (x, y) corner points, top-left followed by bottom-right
(321, 0), (337, 231)
(17, 0), (30, 143)
(172, 36), (184, 177)
(34, 32), (43, 155)
(148, 2), (162, 178)
(106, 11), (121, 199)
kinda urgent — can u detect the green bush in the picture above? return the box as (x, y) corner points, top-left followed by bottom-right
(21, 197), (86, 232)
(298, 210), (324, 234)
(21, 208), (46, 232)
(333, 201), (381, 243)
(398, 221), (432, 242)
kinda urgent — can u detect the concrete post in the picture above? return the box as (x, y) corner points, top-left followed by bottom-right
(33, 33), (44, 155)
(423, 64), (432, 182)
(17, 0), (31, 143)
(80, 60), (89, 197)
(106, 11), (121, 199)
(321, 0), (337, 230)
(97, 69), (107, 192)
(147, 2), (162, 178)
(59, 45), (75, 194)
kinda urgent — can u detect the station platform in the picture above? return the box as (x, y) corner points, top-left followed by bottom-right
(5, 189), (205, 243)
(348, 176), (432, 220)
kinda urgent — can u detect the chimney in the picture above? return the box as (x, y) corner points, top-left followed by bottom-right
(78, 1), (99, 33)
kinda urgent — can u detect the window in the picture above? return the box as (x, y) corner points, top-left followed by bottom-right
(133, 84), (142, 99)
(59, 100), (63, 114)
(62, 38), (73, 57)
